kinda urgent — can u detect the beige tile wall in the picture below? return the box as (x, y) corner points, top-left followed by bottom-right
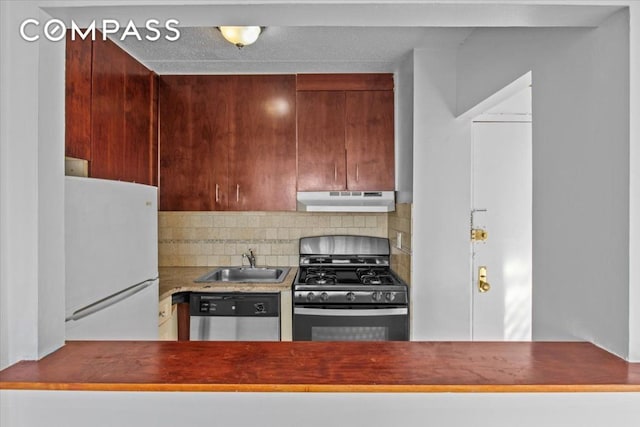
(159, 211), (388, 267)
(388, 203), (412, 284)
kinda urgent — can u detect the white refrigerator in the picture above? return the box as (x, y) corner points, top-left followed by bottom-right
(65, 176), (159, 340)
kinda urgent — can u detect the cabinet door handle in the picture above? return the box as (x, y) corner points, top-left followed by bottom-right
(356, 163), (360, 182)
(334, 163), (337, 182)
(236, 184), (240, 202)
(215, 184), (219, 202)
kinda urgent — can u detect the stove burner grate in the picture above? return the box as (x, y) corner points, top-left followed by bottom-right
(298, 265), (399, 287)
(307, 267), (337, 277)
(304, 267), (338, 285)
(360, 275), (394, 286)
(356, 268), (395, 286)
(305, 276), (337, 286)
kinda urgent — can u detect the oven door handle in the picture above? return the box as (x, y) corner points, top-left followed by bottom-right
(294, 307), (408, 317)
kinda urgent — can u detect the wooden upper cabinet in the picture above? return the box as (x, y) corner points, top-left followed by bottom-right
(296, 91), (346, 191)
(158, 75), (296, 211)
(120, 53), (158, 185)
(345, 90), (395, 191)
(65, 34), (158, 186)
(65, 33), (92, 160)
(296, 74), (395, 192)
(90, 38), (126, 181)
(91, 38), (157, 186)
(159, 76), (231, 211)
(229, 75), (297, 211)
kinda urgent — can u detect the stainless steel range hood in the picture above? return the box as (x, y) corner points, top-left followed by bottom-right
(296, 191), (395, 212)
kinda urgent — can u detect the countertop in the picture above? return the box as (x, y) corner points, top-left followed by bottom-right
(1, 341), (640, 393)
(158, 266), (297, 300)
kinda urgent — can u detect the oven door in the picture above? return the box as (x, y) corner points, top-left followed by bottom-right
(293, 305), (409, 341)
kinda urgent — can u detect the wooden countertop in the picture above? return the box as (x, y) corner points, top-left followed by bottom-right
(158, 266), (297, 300)
(2, 341), (639, 393)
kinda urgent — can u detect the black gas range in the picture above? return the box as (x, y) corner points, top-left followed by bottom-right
(292, 235), (409, 341)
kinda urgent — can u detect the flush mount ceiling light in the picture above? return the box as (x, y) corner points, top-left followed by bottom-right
(218, 26), (263, 48)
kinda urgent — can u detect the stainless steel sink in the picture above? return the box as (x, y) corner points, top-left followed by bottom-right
(194, 267), (291, 283)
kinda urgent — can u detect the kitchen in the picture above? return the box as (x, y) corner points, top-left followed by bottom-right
(64, 36), (411, 340)
(2, 0), (640, 426)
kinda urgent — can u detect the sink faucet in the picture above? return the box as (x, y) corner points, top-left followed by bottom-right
(242, 249), (256, 268)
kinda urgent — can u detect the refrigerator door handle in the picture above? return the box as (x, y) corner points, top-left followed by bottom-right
(66, 278), (157, 322)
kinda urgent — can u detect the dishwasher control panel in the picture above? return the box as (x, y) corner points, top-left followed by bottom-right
(189, 293), (279, 317)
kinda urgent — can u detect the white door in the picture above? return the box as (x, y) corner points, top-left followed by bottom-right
(471, 121), (532, 341)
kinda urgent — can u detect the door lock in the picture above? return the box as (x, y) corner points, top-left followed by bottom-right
(471, 229), (488, 242)
(478, 266), (491, 292)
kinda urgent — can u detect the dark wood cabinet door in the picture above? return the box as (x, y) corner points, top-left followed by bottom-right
(159, 76), (230, 211)
(158, 75), (295, 211)
(65, 33), (92, 160)
(345, 90), (395, 191)
(121, 57), (158, 186)
(90, 38), (125, 181)
(228, 75), (297, 211)
(296, 91), (347, 191)
(90, 38), (157, 186)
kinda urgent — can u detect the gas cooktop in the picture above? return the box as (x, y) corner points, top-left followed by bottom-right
(297, 267), (398, 287)
(293, 235), (408, 305)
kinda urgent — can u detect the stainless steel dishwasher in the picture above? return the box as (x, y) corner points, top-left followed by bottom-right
(189, 293), (280, 341)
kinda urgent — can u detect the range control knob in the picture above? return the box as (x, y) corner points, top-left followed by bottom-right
(385, 292), (396, 302)
(306, 292), (315, 302)
(320, 292), (329, 302)
(346, 292), (356, 302)
(372, 291), (383, 302)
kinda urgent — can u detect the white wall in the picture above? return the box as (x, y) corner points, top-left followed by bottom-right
(628, 2), (640, 363)
(457, 11), (631, 358)
(411, 9), (635, 358)
(411, 48), (473, 339)
(394, 53), (414, 203)
(0, 0), (10, 371)
(3, 390), (640, 427)
(1, 0), (43, 368)
(0, 1), (66, 369)
(37, 7), (67, 362)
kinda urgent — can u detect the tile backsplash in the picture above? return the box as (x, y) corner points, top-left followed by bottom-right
(159, 211), (388, 268)
(388, 203), (412, 284)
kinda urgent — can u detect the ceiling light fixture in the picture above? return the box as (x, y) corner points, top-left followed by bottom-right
(218, 26), (263, 48)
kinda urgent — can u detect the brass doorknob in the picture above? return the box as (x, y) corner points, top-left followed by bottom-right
(479, 280), (491, 292)
(478, 266), (490, 292)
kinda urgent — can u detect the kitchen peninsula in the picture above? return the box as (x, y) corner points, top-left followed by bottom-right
(2, 341), (640, 427)
(2, 341), (640, 392)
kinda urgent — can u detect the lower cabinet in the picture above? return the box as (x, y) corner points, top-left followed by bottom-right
(158, 296), (177, 341)
(279, 290), (292, 341)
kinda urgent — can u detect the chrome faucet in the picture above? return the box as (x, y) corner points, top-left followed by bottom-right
(242, 249), (256, 268)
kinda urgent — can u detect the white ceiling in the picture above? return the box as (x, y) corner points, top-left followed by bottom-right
(46, 1), (624, 74)
(113, 26), (474, 74)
